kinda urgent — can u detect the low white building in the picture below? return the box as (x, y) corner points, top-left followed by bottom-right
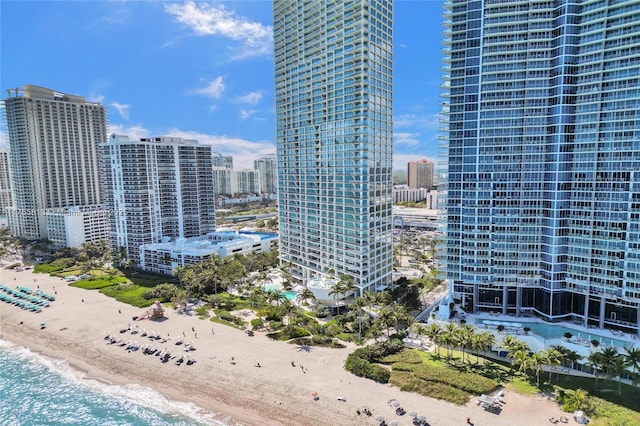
(44, 205), (110, 247)
(139, 231), (278, 275)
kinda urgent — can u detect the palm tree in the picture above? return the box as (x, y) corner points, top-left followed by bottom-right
(457, 324), (475, 363)
(337, 274), (358, 299)
(586, 352), (604, 389)
(376, 307), (396, 337)
(531, 352), (547, 386)
(328, 282), (346, 313)
(425, 323), (444, 356)
(479, 332), (496, 365)
(563, 349), (583, 381)
(599, 346), (620, 385)
(624, 347), (640, 376)
(295, 287), (316, 307)
(608, 355), (629, 395)
(545, 348), (564, 382)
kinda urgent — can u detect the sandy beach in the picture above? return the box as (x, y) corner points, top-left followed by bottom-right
(0, 268), (567, 426)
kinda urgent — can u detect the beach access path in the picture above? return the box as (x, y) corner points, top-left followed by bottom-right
(0, 267), (567, 425)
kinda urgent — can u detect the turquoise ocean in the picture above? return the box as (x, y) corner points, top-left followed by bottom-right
(0, 339), (230, 426)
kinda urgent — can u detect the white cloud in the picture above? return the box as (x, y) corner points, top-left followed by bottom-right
(239, 109), (256, 120)
(87, 94), (105, 104)
(110, 102), (131, 120)
(165, 128), (274, 169)
(106, 123), (150, 141)
(394, 113), (440, 129)
(236, 91), (263, 106)
(394, 132), (420, 146)
(194, 77), (225, 99)
(165, 1), (273, 59)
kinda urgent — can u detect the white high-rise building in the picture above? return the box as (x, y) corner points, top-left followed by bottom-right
(231, 169), (261, 195)
(254, 154), (278, 194)
(3, 85), (107, 239)
(212, 167), (233, 196)
(0, 149), (11, 219)
(274, 0), (394, 294)
(211, 152), (233, 169)
(101, 135), (216, 264)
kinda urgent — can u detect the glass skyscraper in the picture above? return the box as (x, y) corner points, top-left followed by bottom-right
(274, 0), (394, 293)
(443, 0), (640, 334)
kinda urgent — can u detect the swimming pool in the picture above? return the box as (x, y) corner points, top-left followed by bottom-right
(283, 291), (298, 301)
(263, 284), (297, 301)
(477, 318), (630, 349)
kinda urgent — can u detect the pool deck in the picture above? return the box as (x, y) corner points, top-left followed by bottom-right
(461, 312), (638, 357)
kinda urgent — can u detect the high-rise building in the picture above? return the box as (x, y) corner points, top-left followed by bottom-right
(0, 149), (12, 218)
(3, 85), (107, 239)
(211, 152), (233, 169)
(231, 169), (261, 195)
(212, 167), (233, 196)
(274, 0), (394, 294)
(102, 134), (216, 264)
(407, 159), (434, 190)
(442, 0), (640, 334)
(254, 154), (278, 194)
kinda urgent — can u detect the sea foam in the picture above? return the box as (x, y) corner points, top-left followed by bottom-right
(0, 338), (231, 426)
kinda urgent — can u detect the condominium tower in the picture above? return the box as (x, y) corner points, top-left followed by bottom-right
(0, 149), (11, 218)
(102, 135), (216, 264)
(254, 154), (278, 194)
(407, 159), (434, 190)
(274, 0), (394, 293)
(3, 85), (106, 239)
(442, 0), (640, 334)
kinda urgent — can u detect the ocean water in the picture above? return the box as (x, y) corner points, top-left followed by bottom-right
(0, 339), (229, 426)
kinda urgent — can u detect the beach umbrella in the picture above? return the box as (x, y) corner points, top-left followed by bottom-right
(374, 415), (384, 421)
(417, 415), (426, 421)
(391, 400), (401, 407)
(408, 411), (418, 417)
(389, 422), (399, 426)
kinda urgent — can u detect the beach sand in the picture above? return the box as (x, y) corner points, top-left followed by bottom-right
(0, 268), (567, 425)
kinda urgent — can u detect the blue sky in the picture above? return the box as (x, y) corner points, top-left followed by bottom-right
(1, 1), (443, 170)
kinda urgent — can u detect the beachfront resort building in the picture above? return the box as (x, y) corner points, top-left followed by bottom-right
(101, 134), (216, 265)
(407, 159), (435, 190)
(139, 231), (278, 275)
(274, 0), (394, 295)
(254, 154), (278, 195)
(442, 0), (640, 335)
(44, 205), (111, 248)
(0, 149), (12, 220)
(3, 85), (107, 240)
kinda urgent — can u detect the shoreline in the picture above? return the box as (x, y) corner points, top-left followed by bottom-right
(0, 267), (568, 425)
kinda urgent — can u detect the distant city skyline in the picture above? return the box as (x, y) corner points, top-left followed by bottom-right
(0, 1), (444, 170)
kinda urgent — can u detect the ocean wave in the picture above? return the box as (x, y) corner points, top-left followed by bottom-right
(0, 338), (230, 426)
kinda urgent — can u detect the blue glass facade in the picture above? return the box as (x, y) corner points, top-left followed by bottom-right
(274, 0), (394, 293)
(443, 0), (640, 334)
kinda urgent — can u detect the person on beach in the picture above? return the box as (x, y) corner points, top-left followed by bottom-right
(211, 328), (215, 335)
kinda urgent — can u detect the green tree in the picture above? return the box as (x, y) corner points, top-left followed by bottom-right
(608, 354), (629, 395)
(625, 347), (640, 376)
(425, 322), (444, 357)
(586, 352), (604, 389)
(295, 287), (316, 307)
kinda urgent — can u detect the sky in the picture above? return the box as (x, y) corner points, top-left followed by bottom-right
(0, 0), (444, 170)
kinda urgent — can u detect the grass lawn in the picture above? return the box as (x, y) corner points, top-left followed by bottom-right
(375, 347), (639, 425)
(384, 349), (500, 405)
(99, 283), (155, 308)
